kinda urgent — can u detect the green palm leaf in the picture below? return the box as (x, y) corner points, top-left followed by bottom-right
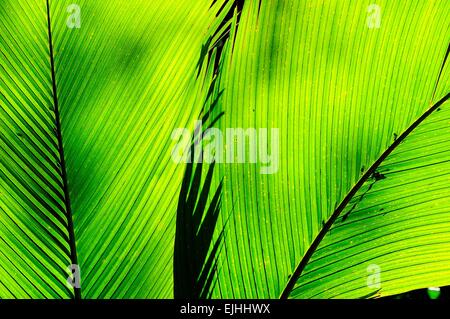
(1, 0), (73, 298)
(0, 0), (449, 299)
(206, 0), (450, 298)
(1, 0), (228, 298)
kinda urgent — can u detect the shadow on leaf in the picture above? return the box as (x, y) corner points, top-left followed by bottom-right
(173, 108), (225, 299)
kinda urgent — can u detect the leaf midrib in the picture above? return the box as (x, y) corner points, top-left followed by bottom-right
(45, 0), (80, 299)
(280, 44), (450, 299)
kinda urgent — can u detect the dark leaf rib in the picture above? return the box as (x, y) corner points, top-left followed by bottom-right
(45, 0), (80, 299)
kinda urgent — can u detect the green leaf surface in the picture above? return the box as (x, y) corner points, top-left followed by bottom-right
(291, 96), (450, 298)
(1, 0), (72, 298)
(1, 0), (227, 298)
(0, 0), (449, 299)
(207, 0), (450, 298)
